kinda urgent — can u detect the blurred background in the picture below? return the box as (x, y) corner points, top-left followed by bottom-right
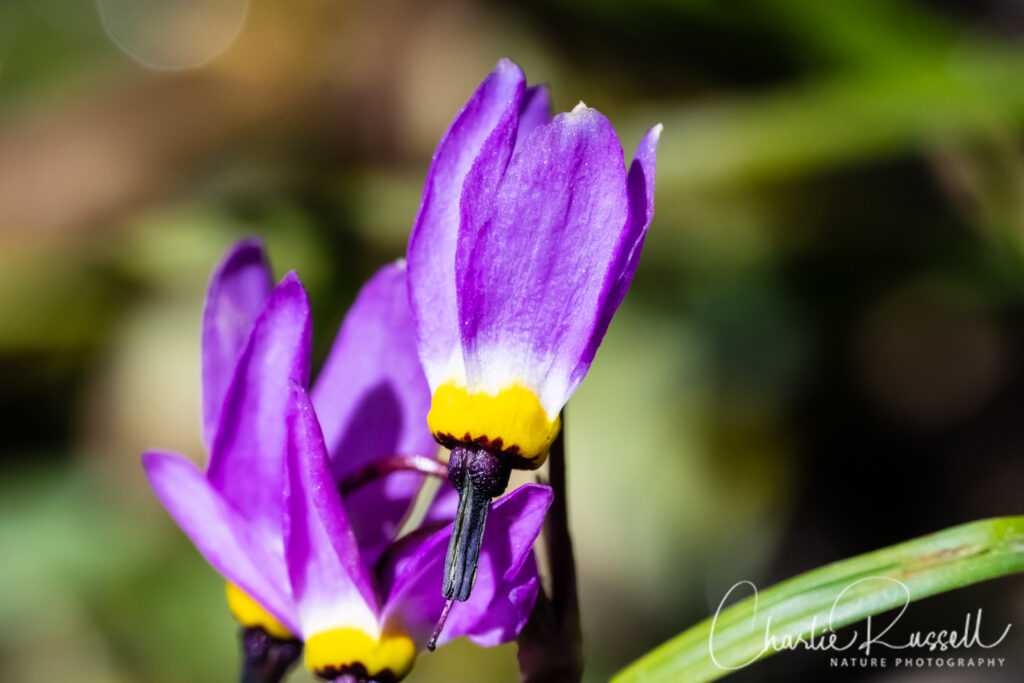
(3, 0), (1024, 681)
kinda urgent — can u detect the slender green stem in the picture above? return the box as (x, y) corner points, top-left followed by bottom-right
(613, 516), (1024, 683)
(517, 416), (583, 683)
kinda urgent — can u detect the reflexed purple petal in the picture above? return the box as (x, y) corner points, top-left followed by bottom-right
(379, 483), (552, 647)
(201, 239), (272, 448)
(464, 554), (539, 647)
(516, 84), (551, 147)
(207, 272), (311, 543)
(575, 123), (662, 379)
(311, 262), (437, 565)
(457, 106), (631, 415)
(284, 383), (379, 636)
(143, 450), (297, 633)
(343, 471), (425, 570)
(407, 59), (525, 389)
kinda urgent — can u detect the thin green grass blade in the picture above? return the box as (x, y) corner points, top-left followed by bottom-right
(613, 516), (1024, 682)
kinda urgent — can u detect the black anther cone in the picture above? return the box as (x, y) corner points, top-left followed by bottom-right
(442, 446), (511, 602)
(239, 626), (302, 683)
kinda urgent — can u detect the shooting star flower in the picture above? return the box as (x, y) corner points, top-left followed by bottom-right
(286, 382), (551, 681)
(142, 242), (440, 678)
(406, 58), (660, 621)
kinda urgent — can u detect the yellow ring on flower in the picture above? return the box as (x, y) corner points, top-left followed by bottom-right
(305, 628), (416, 680)
(427, 382), (561, 467)
(225, 583), (293, 640)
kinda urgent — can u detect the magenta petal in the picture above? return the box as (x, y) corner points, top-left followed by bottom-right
(576, 123), (662, 378)
(284, 383), (379, 637)
(143, 450), (297, 633)
(207, 272), (311, 543)
(311, 262), (436, 565)
(456, 106), (631, 414)
(379, 483), (552, 647)
(464, 554), (540, 647)
(407, 59), (525, 389)
(201, 239), (273, 448)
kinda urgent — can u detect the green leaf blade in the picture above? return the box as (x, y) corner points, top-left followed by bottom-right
(613, 516), (1024, 682)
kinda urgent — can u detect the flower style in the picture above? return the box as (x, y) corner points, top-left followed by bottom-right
(143, 240), (550, 681)
(406, 58), (660, 611)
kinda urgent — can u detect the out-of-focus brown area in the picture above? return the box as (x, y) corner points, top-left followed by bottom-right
(4, 1), (1024, 681)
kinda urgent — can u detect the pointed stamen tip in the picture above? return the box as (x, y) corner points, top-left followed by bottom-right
(427, 597), (455, 652)
(571, 100), (588, 114)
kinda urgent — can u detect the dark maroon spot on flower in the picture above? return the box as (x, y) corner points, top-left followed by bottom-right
(433, 431), (522, 458)
(315, 662), (400, 683)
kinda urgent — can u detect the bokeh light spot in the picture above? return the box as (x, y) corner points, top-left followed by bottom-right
(97, 0), (249, 70)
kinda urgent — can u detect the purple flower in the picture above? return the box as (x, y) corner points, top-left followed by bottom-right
(285, 382), (551, 680)
(143, 240), (432, 632)
(405, 59), (659, 616)
(145, 240), (312, 637)
(143, 240), (550, 680)
(408, 58), (661, 467)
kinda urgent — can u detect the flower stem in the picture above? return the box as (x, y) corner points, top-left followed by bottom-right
(516, 415), (583, 683)
(337, 455), (447, 496)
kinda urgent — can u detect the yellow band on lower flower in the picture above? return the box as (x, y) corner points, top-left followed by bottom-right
(305, 628), (416, 680)
(225, 583), (293, 640)
(428, 382), (561, 467)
